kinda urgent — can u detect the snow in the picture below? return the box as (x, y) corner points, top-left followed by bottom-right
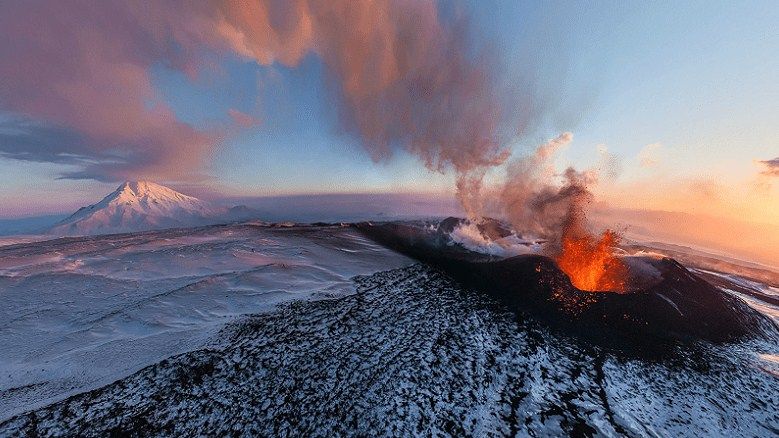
(48, 181), (231, 236)
(0, 235), (49, 248)
(1, 221), (777, 435)
(448, 221), (540, 257)
(696, 269), (779, 323)
(2, 263), (777, 436)
(0, 223), (412, 420)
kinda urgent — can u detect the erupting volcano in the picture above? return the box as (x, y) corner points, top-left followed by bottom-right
(1, 1), (777, 435)
(556, 228), (628, 292)
(467, 132), (633, 294)
(553, 188), (629, 292)
(355, 218), (777, 348)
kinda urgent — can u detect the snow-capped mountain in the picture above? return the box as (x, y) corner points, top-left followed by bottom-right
(49, 181), (246, 236)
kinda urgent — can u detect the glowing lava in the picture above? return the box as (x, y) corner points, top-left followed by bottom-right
(556, 229), (628, 292)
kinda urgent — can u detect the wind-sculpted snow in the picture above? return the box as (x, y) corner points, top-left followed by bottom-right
(2, 222), (778, 436)
(0, 224), (412, 420)
(1, 265), (778, 436)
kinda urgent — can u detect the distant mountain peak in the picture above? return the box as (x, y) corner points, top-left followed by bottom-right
(49, 181), (225, 236)
(104, 181), (202, 207)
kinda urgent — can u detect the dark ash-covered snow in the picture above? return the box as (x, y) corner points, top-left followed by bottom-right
(2, 265), (777, 437)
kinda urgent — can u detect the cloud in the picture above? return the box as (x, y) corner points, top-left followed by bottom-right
(595, 143), (621, 181)
(0, 2), (221, 182)
(0, 117), (95, 165)
(0, 1), (539, 185)
(758, 157), (779, 177)
(685, 178), (725, 202)
(228, 109), (262, 129)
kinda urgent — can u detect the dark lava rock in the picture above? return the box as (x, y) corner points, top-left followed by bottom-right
(3, 265), (777, 436)
(355, 221), (777, 347)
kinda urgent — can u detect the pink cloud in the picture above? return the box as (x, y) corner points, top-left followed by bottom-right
(228, 109), (262, 129)
(0, 1), (220, 181)
(0, 1), (533, 189)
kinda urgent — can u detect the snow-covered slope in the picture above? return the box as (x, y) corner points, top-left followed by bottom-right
(0, 223), (777, 435)
(49, 181), (228, 236)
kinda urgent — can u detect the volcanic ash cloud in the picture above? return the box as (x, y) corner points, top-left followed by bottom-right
(0, 0), (525, 187)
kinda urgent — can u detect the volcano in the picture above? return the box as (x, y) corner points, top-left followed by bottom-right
(0, 221), (777, 436)
(48, 181), (259, 236)
(356, 218), (777, 348)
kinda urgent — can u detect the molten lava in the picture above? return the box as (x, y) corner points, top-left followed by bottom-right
(556, 229), (629, 292)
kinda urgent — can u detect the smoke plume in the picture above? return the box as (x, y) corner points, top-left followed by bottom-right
(0, 1), (589, 252)
(490, 132), (628, 291)
(0, 0), (523, 190)
(495, 133), (588, 239)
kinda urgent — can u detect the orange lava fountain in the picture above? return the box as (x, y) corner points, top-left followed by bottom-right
(556, 229), (629, 292)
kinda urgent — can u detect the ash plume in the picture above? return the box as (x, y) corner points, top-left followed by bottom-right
(2, 1), (590, 238)
(487, 132), (628, 291)
(0, 0), (529, 188)
(496, 133), (597, 243)
(457, 130), (622, 281)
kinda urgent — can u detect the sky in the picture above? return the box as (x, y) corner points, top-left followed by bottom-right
(0, 0), (777, 229)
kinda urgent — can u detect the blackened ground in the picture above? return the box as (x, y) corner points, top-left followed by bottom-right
(1, 265), (777, 437)
(354, 221), (777, 346)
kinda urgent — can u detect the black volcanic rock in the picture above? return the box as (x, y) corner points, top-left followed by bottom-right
(471, 255), (776, 346)
(436, 216), (464, 235)
(355, 221), (777, 347)
(3, 264), (777, 436)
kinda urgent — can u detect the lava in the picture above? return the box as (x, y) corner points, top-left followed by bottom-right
(556, 228), (628, 292)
